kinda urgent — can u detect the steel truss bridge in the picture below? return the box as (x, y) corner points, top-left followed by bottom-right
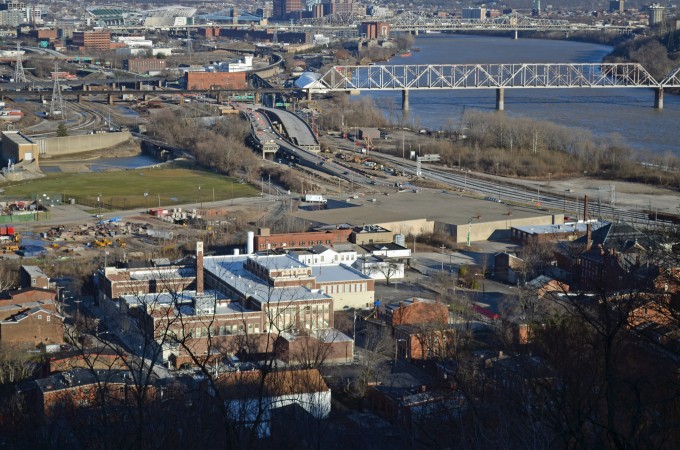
(103, 12), (639, 36)
(314, 63), (680, 110)
(295, 11), (640, 35)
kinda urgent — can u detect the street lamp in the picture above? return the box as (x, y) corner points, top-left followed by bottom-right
(144, 192), (148, 210)
(439, 245), (446, 272)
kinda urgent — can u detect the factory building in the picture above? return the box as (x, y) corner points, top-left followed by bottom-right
(1, 131), (38, 165)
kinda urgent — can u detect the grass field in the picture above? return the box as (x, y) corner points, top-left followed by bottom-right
(1, 168), (259, 210)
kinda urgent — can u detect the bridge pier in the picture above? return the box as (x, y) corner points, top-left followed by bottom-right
(654, 87), (664, 109)
(78, 94), (83, 103)
(514, 29), (518, 40)
(495, 88), (505, 111)
(135, 81), (142, 90)
(39, 94), (45, 104)
(179, 94), (185, 106)
(401, 89), (409, 111)
(108, 94), (114, 105)
(306, 89), (312, 101)
(254, 91), (260, 104)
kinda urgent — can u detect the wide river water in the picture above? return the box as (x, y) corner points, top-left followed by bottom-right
(366, 34), (680, 157)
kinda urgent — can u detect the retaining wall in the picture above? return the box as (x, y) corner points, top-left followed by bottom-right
(37, 131), (133, 157)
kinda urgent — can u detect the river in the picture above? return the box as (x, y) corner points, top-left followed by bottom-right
(367, 34), (680, 157)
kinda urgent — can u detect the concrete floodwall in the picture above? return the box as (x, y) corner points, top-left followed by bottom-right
(36, 131), (133, 157)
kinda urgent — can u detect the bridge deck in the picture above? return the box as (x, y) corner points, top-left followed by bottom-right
(258, 107), (320, 151)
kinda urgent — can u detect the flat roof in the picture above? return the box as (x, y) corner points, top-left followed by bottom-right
(3, 131), (35, 145)
(204, 255), (330, 306)
(512, 220), (606, 235)
(250, 254), (309, 271)
(21, 265), (48, 278)
(121, 289), (226, 307)
(312, 264), (371, 283)
(292, 190), (554, 227)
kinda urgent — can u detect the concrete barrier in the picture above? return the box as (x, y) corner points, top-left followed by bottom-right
(36, 131), (133, 157)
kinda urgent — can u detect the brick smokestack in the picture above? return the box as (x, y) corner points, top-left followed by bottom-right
(583, 194), (588, 222)
(586, 223), (592, 252)
(196, 241), (204, 294)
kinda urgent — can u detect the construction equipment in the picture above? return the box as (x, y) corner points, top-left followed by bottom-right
(93, 238), (112, 247)
(116, 238), (126, 248)
(0, 227), (20, 253)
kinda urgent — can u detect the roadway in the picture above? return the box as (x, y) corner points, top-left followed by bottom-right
(238, 105), (670, 227)
(258, 106), (320, 149)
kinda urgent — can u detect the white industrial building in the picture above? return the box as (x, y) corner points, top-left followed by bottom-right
(143, 6), (197, 27)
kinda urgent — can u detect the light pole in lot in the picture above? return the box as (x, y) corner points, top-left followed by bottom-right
(439, 244), (446, 272)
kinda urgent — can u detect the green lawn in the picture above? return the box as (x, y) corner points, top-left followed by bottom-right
(1, 168), (258, 210)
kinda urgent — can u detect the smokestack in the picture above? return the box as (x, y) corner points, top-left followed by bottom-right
(583, 194), (588, 222)
(196, 241), (204, 294)
(586, 223), (592, 252)
(247, 231), (255, 255)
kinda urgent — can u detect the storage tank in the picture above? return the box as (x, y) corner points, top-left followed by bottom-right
(394, 234), (406, 247)
(247, 231), (255, 254)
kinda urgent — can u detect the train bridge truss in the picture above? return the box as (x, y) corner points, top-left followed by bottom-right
(315, 63), (680, 110)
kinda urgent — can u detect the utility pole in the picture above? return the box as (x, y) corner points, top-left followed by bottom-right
(14, 42), (26, 83)
(50, 61), (65, 119)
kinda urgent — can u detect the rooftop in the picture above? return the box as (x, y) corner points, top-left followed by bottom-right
(119, 290), (248, 316)
(2, 131), (35, 146)
(385, 297), (436, 314)
(21, 265), (48, 278)
(105, 266), (196, 282)
(204, 255), (331, 306)
(250, 254), (309, 271)
(35, 369), (135, 394)
(293, 190), (555, 227)
(512, 220), (606, 235)
(312, 264), (371, 283)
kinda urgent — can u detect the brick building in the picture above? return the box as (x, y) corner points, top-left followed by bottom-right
(183, 71), (248, 90)
(28, 27), (58, 44)
(1, 131), (38, 164)
(32, 369), (154, 422)
(359, 21), (391, 39)
(71, 30), (112, 50)
(350, 225), (393, 245)
(330, 0), (354, 14)
(0, 291), (63, 347)
(126, 58), (167, 74)
(386, 298), (453, 360)
(198, 26), (220, 39)
(254, 227), (353, 252)
(276, 329), (353, 365)
(273, 0), (304, 20)
(20, 265), (51, 289)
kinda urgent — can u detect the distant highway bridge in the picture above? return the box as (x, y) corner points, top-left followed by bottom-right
(295, 11), (640, 36)
(101, 12), (642, 37)
(314, 63), (680, 110)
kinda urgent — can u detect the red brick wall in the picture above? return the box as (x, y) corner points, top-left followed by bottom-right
(391, 301), (448, 327)
(127, 58), (167, 74)
(254, 229), (352, 251)
(0, 311), (63, 346)
(184, 71), (248, 90)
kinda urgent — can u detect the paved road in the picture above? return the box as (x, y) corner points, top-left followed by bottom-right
(258, 106), (319, 148)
